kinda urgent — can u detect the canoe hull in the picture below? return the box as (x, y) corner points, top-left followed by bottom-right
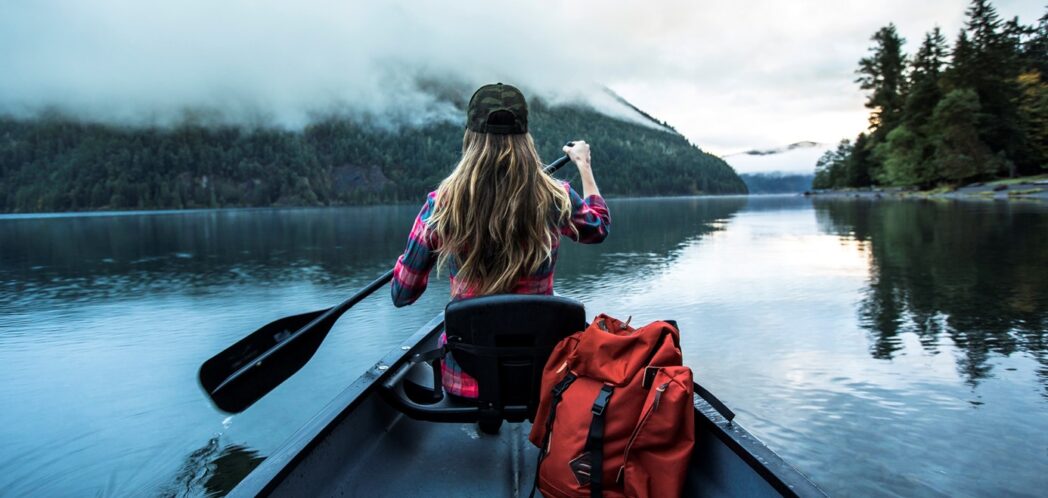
(229, 313), (823, 497)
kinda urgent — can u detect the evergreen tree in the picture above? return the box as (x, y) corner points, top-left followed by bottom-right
(929, 89), (1002, 182)
(813, 139), (853, 189)
(906, 28), (949, 128)
(946, 30), (977, 91)
(1013, 11), (1048, 171)
(846, 132), (875, 187)
(855, 24), (907, 186)
(967, 0), (1005, 53)
(857, 24), (909, 132)
(877, 28), (948, 187)
(878, 125), (933, 186)
(0, 99), (749, 213)
(960, 0), (1024, 174)
(1016, 71), (1048, 169)
(1023, 12), (1048, 75)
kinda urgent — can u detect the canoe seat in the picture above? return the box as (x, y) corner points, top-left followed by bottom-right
(381, 294), (586, 429)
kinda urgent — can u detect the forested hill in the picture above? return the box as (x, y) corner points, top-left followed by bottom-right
(0, 99), (746, 213)
(739, 172), (815, 193)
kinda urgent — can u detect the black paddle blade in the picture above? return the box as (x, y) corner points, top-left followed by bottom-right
(199, 308), (331, 413)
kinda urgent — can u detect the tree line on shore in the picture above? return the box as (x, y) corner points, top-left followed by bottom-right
(814, 1), (1047, 190)
(0, 98), (746, 213)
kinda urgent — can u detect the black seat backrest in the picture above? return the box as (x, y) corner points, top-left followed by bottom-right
(444, 294), (586, 421)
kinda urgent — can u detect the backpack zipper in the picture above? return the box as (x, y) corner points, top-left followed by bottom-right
(618, 382), (668, 482)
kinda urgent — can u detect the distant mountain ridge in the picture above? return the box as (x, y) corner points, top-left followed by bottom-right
(739, 171), (814, 194)
(0, 92), (746, 212)
(601, 87), (678, 133)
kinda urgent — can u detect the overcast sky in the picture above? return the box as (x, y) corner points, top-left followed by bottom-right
(1, 0), (1043, 167)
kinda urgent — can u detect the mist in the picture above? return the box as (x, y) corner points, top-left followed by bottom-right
(1, 0), (1043, 151)
(0, 1), (661, 128)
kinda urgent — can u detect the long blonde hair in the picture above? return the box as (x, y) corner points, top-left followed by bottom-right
(429, 130), (572, 296)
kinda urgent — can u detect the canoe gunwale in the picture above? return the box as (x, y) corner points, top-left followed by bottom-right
(229, 312), (446, 497)
(692, 394), (825, 497)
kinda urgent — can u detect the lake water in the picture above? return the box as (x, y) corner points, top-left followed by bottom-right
(1, 196), (1046, 497)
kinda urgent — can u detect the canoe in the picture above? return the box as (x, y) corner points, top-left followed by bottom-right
(228, 308), (826, 497)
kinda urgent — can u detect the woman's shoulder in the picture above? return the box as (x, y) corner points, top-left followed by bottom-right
(412, 190), (437, 207)
(414, 191), (438, 220)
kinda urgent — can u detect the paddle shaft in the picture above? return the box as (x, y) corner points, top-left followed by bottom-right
(209, 268), (395, 395)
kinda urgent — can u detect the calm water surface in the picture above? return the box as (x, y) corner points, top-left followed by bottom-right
(1, 196), (1046, 497)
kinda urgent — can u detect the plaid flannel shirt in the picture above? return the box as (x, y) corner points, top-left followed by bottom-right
(391, 182), (610, 398)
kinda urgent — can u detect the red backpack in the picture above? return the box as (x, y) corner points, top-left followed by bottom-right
(529, 314), (695, 498)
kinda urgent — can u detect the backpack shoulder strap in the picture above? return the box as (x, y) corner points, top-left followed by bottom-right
(585, 385), (614, 498)
(530, 372), (578, 498)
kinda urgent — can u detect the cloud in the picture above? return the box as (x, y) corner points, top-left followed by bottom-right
(603, 0), (1041, 154)
(0, 0), (656, 127)
(1, 0), (1043, 156)
(725, 146), (834, 175)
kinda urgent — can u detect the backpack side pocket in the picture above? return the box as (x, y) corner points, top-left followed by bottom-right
(620, 366), (695, 498)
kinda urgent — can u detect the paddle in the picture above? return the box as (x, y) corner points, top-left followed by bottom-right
(200, 152), (575, 413)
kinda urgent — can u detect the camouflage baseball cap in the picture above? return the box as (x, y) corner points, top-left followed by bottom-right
(466, 83), (528, 134)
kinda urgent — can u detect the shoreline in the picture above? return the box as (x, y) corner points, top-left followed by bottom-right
(806, 175), (1048, 202)
(0, 193), (756, 219)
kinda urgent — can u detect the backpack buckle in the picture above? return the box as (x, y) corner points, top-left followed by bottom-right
(552, 373), (577, 397)
(591, 385), (613, 415)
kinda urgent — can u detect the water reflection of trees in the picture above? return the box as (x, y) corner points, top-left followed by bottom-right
(0, 197), (749, 307)
(0, 206), (421, 307)
(815, 199), (1048, 390)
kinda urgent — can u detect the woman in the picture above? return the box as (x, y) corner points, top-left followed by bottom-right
(391, 83), (610, 398)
